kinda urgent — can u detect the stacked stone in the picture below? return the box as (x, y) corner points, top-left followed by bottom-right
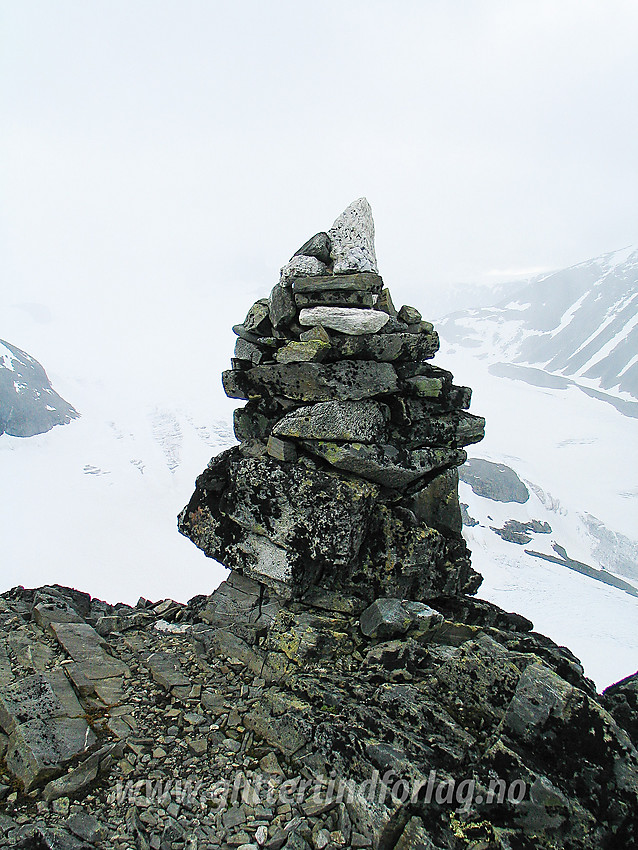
(179, 199), (485, 602)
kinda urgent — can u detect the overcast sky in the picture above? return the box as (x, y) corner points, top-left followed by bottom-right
(2, 0), (638, 395)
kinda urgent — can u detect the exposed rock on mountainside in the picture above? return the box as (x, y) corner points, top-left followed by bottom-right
(1, 205), (636, 849)
(0, 579), (636, 848)
(0, 339), (78, 437)
(458, 459), (529, 504)
(457, 456), (638, 596)
(439, 244), (638, 409)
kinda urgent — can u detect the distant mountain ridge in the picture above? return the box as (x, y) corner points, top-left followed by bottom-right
(0, 339), (79, 437)
(440, 245), (638, 406)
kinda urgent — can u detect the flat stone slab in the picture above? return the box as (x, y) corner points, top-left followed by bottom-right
(72, 656), (130, 681)
(0, 671), (82, 735)
(144, 652), (191, 691)
(299, 306), (389, 335)
(273, 400), (387, 443)
(294, 290), (374, 308)
(46, 669), (85, 718)
(33, 600), (85, 631)
(301, 441), (467, 489)
(50, 622), (130, 679)
(391, 411), (486, 449)
(0, 669), (91, 790)
(325, 331), (439, 363)
(7, 716), (96, 791)
(222, 360), (398, 403)
(292, 272), (383, 294)
(93, 677), (126, 705)
(50, 622), (108, 663)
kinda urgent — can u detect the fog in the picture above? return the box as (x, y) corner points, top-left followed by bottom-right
(3, 1), (638, 394)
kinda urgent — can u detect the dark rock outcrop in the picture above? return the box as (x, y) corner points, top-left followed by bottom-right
(0, 340), (78, 437)
(0, 582), (635, 849)
(458, 458), (530, 504)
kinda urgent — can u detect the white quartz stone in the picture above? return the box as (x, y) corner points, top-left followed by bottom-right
(328, 197), (378, 275)
(239, 532), (293, 587)
(279, 255), (329, 287)
(299, 306), (389, 335)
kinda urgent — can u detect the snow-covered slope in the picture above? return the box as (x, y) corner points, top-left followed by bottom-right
(439, 245), (638, 409)
(1, 295), (241, 606)
(436, 253), (638, 689)
(451, 360), (637, 689)
(455, 448), (638, 689)
(0, 387), (235, 606)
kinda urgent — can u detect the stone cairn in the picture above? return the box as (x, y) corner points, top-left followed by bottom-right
(0, 203), (635, 849)
(179, 198), (486, 606)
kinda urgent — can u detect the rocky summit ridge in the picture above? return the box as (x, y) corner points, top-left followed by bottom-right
(0, 201), (637, 850)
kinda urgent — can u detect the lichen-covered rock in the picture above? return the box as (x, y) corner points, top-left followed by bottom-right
(179, 448), (381, 596)
(359, 598), (442, 639)
(272, 400), (387, 443)
(323, 330), (439, 362)
(300, 440), (467, 489)
(292, 271), (383, 294)
(275, 339), (331, 364)
(0, 573), (635, 850)
(222, 360), (399, 402)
